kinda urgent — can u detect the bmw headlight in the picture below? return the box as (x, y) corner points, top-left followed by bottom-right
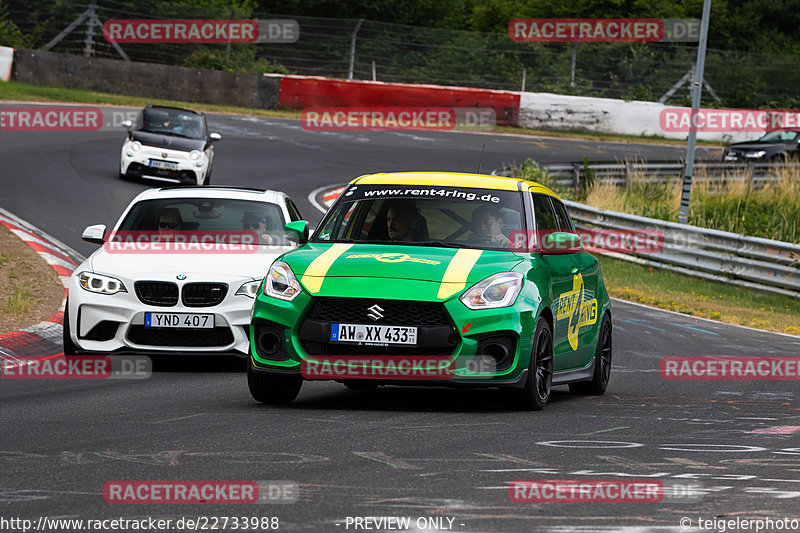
(236, 280), (261, 298)
(189, 150), (202, 161)
(78, 272), (127, 295)
(130, 141), (142, 151)
(264, 261), (302, 301)
(460, 272), (523, 310)
(745, 150), (766, 158)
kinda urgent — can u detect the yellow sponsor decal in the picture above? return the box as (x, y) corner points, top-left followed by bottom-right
(300, 243), (354, 293)
(345, 253), (441, 265)
(555, 273), (597, 350)
(437, 249), (483, 299)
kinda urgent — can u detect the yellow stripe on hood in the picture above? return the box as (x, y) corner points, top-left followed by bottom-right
(437, 249), (483, 299)
(300, 243), (354, 293)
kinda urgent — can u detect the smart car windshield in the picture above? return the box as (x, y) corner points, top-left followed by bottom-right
(138, 107), (206, 140)
(116, 198), (288, 246)
(312, 184), (524, 251)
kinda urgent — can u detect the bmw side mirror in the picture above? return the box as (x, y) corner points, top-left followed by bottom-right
(209, 132), (222, 142)
(284, 221), (309, 245)
(82, 224), (107, 245)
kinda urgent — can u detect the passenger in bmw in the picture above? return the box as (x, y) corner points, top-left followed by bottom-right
(242, 210), (275, 245)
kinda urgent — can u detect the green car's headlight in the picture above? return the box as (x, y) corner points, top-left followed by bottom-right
(78, 272), (127, 295)
(264, 261), (302, 301)
(460, 272), (523, 310)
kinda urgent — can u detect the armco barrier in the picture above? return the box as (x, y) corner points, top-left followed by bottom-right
(0, 46), (13, 82)
(275, 75), (520, 126)
(12, 49), (281, 109)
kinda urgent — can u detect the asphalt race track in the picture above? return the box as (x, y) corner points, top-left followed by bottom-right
(2, 107), (799, 532)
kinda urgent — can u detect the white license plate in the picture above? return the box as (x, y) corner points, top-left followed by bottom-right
(724, 155), (738, 161)
(148, 159), (178, 170)
(145, 312), (214, 329)
(330, 324), (417, 345)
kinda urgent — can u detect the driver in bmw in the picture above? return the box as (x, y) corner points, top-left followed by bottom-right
(471, 205), (510, 247)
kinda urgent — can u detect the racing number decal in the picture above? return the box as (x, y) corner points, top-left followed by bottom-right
(555, 273), (598, 350)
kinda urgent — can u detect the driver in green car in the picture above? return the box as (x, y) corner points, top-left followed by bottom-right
(471, 205), (511, 247)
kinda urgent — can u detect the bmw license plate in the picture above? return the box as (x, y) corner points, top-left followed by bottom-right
(145, 312), (214, 329)
(148, 159), (178, 170)
(330, 324), (417, 345)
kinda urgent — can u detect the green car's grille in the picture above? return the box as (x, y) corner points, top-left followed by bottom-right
(307, 297), (450, 326)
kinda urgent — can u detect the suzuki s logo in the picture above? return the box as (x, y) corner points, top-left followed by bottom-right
(176, 274), (187, 280)
(367, 304), (384, 321)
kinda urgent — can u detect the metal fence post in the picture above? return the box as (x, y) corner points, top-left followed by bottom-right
(348, 19), (364, 80)
(83, 0), (97, 57)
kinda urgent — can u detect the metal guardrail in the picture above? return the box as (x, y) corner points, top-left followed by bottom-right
(564, 201), (800, 299)
(540, 160), (794, 189)
(492, 166), (800, 298)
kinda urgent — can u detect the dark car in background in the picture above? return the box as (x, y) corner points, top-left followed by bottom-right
(722, 130), (800, 162)
(120, 105), (222, 185)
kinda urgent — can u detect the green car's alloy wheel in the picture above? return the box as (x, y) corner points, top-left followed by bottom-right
(570, 313), (612, 396)
(247, 363), (303, 404)
(501, 319), (553, 411)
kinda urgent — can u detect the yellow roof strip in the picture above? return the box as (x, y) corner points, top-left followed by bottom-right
(351, 172), (560, 199)
(300, 243), (354, 293)
(437, 249), (483, 299)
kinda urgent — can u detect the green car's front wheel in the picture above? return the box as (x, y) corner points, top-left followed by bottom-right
(247, 363), (303, 404)
(501, 319), (553, 411)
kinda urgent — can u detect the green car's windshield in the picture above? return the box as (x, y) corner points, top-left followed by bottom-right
(312, 184), (524, 251)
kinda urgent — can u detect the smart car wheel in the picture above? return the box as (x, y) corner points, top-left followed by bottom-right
(501, 319), (552, 411)
(62, 301), (77, 356)
(247, 363), (302, 404)
(570, 313), (612, 395)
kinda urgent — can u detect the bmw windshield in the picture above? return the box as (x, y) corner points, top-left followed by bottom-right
(312, 184), (524, 251)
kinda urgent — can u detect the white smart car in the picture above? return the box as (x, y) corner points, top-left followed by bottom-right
(120, 105), (221, 186)
(64, 187), (304, 357)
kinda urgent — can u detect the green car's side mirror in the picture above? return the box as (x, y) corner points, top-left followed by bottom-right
(284, 220), (309, 245)
(542, 231), (582, 254)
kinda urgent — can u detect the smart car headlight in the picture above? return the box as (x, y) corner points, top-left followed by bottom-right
(78, 272), (127, 295)
(130, 141), (142, 151)
(460, 272), (523, 310)
(189, 150), (202, 161)
(236, 280), (261, 299)
(264, 261), (302, 301)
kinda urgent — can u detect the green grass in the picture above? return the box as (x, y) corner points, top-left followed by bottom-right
(3, 286), (38, 315)
(598, 254), (800, 336)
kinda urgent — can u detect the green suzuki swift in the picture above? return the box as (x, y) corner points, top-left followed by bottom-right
(248, 172), (612, 410)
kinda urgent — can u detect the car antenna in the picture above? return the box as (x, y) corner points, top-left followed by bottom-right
(477, 143), (486, 174)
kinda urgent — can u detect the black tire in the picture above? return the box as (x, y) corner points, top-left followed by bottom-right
(501, 319), (553, 411)
(62, 302), (78, 356)
(247, 362), (302, 404)
(569, 313), (612, 395)
(343, 381), (379, 391)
